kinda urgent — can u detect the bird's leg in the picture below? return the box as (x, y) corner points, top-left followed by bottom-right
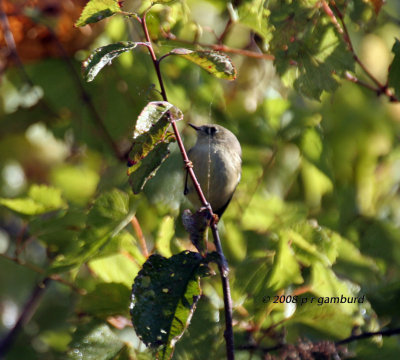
(211, 213), (220, 225)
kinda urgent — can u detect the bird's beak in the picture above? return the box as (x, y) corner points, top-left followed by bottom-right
(189, 123), (200, 131)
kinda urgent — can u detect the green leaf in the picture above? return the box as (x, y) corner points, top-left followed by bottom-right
(82, 42), (140, 82)
(131, 101), (182, 141)
(243, 195), (307, 233)
(78, 283), (131, 319)
(128, 101), (182, 194)
(51, 164), (100, 205)
(49, 189), (134, 273)
(288, 229), (332, 267)
(334, 234), (380, 284)
(75, 0), (121, 27)
(0, 184), (66, 215)
(129, 142), (171, 194)
(30, 208), (86, 254)
(289, 302), (355, 339)
(67, 322), (129, 359)
(269, 2), (354, 100)
(389, 38), (400, 96)
(310, 262), (359, 314)
(267, 232), (303, 291)
(130, 251), (212, 359)
(155, 216), (175, 258)
(237, 0), (273, 41)
(89, 253), (140, 287)
(169, 49), (237, 80)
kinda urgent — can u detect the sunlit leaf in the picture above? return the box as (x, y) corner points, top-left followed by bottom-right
(75, 0), (121, 27)
(310, 262), (359, 314)
(289, 303), (355, 339)
(0, 184), (66, 216)
(128, 101), (183, 194)
(237, 0), (273, 40)
(169, 49), (237, 80)
(82, 42), (140, 82)
(389, 38), (400, 97)
(287, 229), (332, 267)
(49, 189), (135, 273)
(243, 195), (307, 233)
(67, 322), (129, 359)
(270, 3), (354, 100)
(89, 253), (139, 287)
(155, 216), (175, 258)
(132, 101), (182, 140)
(267, 232), (303, 291)
(130, 251), (212, 359)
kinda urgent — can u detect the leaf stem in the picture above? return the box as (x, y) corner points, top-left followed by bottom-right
(140, 10), (235, 359)
(131, 216), (149, 258)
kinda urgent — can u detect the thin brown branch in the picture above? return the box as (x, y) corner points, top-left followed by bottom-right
(237, 327), (400, 355)
(0, 0), (60, 117)
(344, 71), (379, 92)
(0, 277), (51, 355)
(217, 18), (233, 44)
(140, 10), (235, 359)
(336, 327), (400, 345)
(163, 32), (274, 61)
(211, 225), (235, 360)
(42, 25), (124, 160)
(0, 0), (32, 85)
(0, 253), (85, 294)
(131, 216), (149, 258)
(324, 0), (399, 103)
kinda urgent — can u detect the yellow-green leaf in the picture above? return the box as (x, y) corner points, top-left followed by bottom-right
(82, 42), (140, 82)
(0, 185), (66, 216)
(128, 101), (183, 194)
(75, 0), (121, 27)
(170, 48), (237, 80)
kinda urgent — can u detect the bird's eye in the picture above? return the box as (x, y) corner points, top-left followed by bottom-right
(207, 127), (218, 135)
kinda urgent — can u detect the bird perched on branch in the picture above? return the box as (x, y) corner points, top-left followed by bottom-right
(185, 124), (242, 218)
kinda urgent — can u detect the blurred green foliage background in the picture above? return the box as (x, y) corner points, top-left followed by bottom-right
(1, 0), (400, 359)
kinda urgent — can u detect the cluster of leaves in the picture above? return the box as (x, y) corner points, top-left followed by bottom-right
(1, 0), (400, 359)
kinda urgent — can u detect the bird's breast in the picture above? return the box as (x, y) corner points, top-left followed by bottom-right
(188, 142), (241, 213)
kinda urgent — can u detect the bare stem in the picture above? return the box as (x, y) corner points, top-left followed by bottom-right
(140, 10), (235, 359)
(0, 278), (51, 355)
(163, 32), (274, 61)
(325, 0), (399, 102)
(0, 0), (59, 117)
(336, 327), (400, 345)
(218, 18), (233, 44)
(237, 326), (400, 355)
(0, 253), (85, 294)
(43, 26), (124, 159)
(0, 0), (32, 85)
(131, 216), (149, 258)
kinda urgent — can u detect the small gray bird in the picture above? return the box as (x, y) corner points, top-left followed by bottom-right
(185, 124), (242, 218)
